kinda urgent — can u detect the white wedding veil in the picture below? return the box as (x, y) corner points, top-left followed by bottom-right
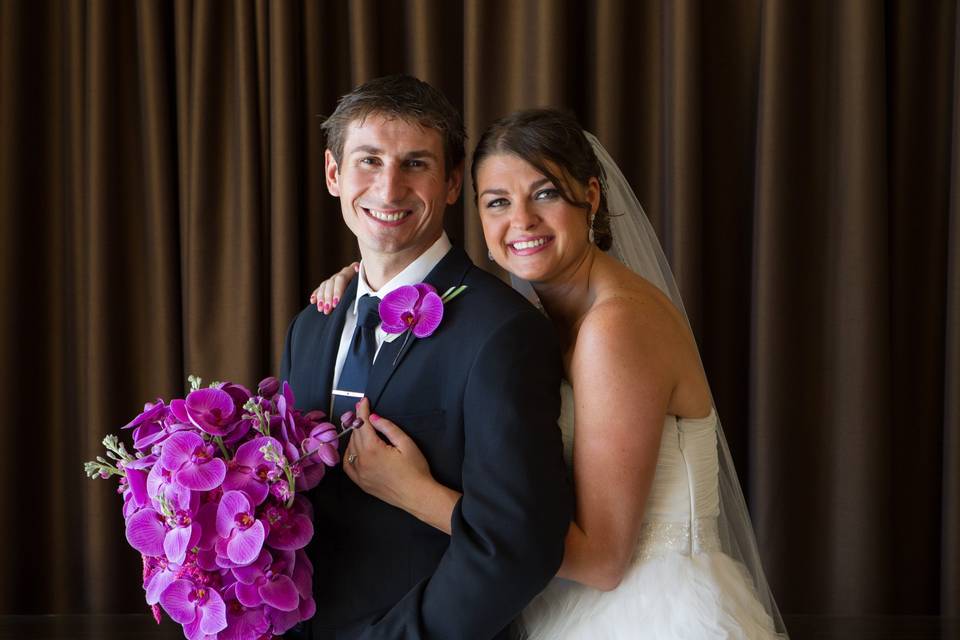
(512, 132), (787, 635)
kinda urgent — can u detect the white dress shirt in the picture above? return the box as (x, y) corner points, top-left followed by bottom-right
(330, 232), (453, 411)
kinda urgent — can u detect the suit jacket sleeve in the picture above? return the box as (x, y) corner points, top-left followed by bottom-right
(361, 307), (572, 639)
(279, 314), (296, 382)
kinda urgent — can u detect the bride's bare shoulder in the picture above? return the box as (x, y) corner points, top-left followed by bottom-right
(589, 260), (685, 332)
(573, 265), (691, 372)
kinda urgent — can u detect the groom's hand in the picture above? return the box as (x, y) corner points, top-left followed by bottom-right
(343, 399), (460, 534)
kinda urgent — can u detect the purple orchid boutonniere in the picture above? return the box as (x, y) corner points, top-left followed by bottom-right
(378, 283), (468, 364)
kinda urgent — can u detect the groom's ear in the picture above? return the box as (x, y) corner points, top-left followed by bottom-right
(445, 162), (464, 205)
(325, 149), (341, 197)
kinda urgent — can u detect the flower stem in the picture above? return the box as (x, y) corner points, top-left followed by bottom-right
(283, 464), (296, 508)
(214, 436), (230, 460)
(440, 285), (468, 303)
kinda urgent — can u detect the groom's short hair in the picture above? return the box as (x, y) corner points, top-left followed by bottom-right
(322, 74), (466, 176)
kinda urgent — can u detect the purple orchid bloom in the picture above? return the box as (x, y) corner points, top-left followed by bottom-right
(220, 583), (270, 640)
(121, 488), (139, 520)
(160, 431), (227, 491)
(169, 398), (190, 423)
(125, 508), (166, 557)
(120, 472), (149, 521)
(216, 490), (265, 566)
(270, 479), (293, 503)
(196, 547), (221, 573)
(122, 400), (167, 431)
(258, 376), (280, 398)
(379, 283), (444, 338)
(222, 416), (254, 446)
(194, 501), (220, 550)
(218, 382), (252, 408)
(293, 422), (338, 491)
(302, 422), (340, 467)
(143, 556), (180, 605)
(262, 497), (313, 551)
(184, 387), (237, 436)
(121, 454), (155, 510)
(232, 549), (300, 612)
(126, 491), (201, 565)
(274, 386), (308, 447)
(146, 463), (192, 518)
(262, 549), (315, 634)
(122, 401), (173, 452)
(292, 548), (313, 602)
(162, 507), (202, 565)
(281, 380), (296, 409)
(303, 409), (328, 424)
(160, 579), (228, 638)
(222, 437), (280, 505)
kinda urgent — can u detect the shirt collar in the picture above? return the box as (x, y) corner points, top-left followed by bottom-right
(353, 232), (453, 314)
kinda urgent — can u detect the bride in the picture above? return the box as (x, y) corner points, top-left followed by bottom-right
(312, 108), (787, 639)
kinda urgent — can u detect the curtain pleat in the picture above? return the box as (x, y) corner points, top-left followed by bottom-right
(0, 0), (956, 617)
(943, 1), (960, 618)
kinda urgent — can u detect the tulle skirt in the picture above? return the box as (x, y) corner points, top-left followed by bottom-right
(521, 550), (783, 640)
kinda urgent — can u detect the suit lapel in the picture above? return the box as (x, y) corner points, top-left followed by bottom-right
(364, 248), (473, 408)
(310, 278), (358, 418)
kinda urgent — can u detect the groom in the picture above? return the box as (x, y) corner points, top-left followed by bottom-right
(280, 75), (571, 639)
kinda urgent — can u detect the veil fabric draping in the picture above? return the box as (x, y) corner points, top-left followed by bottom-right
(511, 133), (787, 636)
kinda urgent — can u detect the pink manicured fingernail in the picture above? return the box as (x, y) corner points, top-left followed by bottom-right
(324, 303), (331, 312)
(332, 297), (339, 306)
(370, 413), (380, 421)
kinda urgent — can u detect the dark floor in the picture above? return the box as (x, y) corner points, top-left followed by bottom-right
(0, 614), (956, 639)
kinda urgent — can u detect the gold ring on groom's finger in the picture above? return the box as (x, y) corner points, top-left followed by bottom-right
(347, 453), (358, 465)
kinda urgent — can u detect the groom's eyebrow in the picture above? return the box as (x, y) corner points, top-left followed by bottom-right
(403, 150), (440, 163)
(351, 145), (384, 155)
(349, 146), (439, 162)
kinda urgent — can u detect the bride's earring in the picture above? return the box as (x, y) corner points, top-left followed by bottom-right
(488, 250), (495, 261)
(588, 213), (596, 245)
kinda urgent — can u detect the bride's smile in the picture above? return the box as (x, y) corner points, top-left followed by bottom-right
(508, 235), (553, 254)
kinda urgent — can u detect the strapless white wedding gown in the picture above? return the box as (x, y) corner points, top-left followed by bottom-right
(521, 383), (783, 639)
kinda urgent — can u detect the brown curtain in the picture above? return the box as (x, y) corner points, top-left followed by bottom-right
(0, 0), (957, 619)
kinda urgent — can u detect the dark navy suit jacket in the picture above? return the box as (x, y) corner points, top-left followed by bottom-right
(280, 247), (572, 639)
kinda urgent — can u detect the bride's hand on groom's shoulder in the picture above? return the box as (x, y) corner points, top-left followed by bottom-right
(309, 262), (359, 314)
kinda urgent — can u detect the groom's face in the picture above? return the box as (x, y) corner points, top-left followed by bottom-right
(325, 114), (462, 266)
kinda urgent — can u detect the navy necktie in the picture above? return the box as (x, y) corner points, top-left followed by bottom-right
(332, 294), (381, 421)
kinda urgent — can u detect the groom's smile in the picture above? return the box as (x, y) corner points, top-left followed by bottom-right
(324, 114), (462, 283)
(363, 207), (413, 224)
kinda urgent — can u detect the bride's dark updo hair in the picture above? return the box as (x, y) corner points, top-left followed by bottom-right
(471, 108), (612, 251)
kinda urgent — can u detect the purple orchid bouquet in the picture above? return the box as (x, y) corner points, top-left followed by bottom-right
(84, 375), (341, 639)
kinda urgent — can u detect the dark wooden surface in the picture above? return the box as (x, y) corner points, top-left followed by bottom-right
(783, 615), (959, 639)
(0, 614), (956, 639)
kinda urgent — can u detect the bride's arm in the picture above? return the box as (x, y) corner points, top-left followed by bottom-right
(554, 300), (678, 591)
(344, 298), (680, 589)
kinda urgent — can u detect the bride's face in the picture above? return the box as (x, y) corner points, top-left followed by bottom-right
(476, 153), (599, 283)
